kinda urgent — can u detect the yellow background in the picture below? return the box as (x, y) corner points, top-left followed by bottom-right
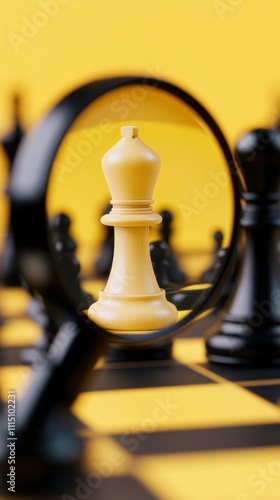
(1, 0), (280, 274)
(1, 0), (280, 141)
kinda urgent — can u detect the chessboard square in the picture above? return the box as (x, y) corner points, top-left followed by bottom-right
(84, 436), (133, 477)
(82, 362), (214, 392)
(200, 362), (280, 383)
(173, 338), (208, 365)
(72, 384), (280, 435)
(0, 365), (31, 400)
(135, 446), (280, 500)
(244, 384), (280, 406)
(0, 318), (41, 346)
(87, 475), (159, 500)
(0, 346), (25, 366)
(0, 287), (30, 317)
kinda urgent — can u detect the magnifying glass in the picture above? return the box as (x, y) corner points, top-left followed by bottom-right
(9, 76), (242, 359)
(2, 77), (243, 484)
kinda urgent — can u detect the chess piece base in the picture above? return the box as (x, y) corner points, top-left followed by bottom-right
(88, 289), (178, 333)
(206, 317), (280, 365)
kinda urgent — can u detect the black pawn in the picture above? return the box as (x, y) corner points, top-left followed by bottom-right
(93, 203), (114, 278)
(150, 240), (205, 311)
(52, 212), (77, 254)
(51, 213), (93, 310)
(21, 294), (62, 366)
(159, 209), (187, 285)
(150, 240), (178, 292)
(200, 230), (224, 283)
(206, 128), (280, 365)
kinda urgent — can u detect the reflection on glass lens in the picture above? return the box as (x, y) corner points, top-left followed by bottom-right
(46, 85), (234, 325)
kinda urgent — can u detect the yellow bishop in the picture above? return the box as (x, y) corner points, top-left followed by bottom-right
(88, 126), (178, 333)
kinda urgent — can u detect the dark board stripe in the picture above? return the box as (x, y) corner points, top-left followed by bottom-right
(113, 423), (280, 456)
(82, 363), (214, 392)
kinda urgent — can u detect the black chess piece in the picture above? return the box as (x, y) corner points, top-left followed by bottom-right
(0, 96), (25, 286)
(21, 213), (94, 365)
(20, 293), (63, 366)
(199, 233), (240, 311)
(150, 239), (205, 310)
(206, 128), (280, 365)
(200, 230), (224, 283)
(0, 319), (107, 492)
(2, 214), (100, 488)
(150, 240), (178, 292)
(52, 212), (77, 254)
(214, 229), (224, 249)
(93, 203), (114, 278)
(51, 213), (93, 309)
(159, 209), (187, 285)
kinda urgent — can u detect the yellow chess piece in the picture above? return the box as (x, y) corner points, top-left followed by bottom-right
(88, 126), (178, 333)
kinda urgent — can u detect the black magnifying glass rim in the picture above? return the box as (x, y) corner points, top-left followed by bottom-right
(9, 75), (242, 347)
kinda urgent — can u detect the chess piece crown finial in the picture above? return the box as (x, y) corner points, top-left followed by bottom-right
(101, 125), (161, 205)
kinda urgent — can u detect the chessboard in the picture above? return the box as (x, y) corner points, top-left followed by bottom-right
(1, 285), (280, 500)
